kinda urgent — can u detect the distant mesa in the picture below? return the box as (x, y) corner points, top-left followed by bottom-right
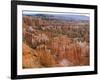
(23, 13), (89, 21)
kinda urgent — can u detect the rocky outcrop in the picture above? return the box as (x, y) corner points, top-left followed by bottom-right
(23, 43), (61, 68)
(22, 15), (90, 68)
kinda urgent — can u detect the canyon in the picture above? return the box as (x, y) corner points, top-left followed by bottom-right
(22, 14), (90, 68)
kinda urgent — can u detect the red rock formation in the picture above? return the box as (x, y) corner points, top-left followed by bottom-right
(22, 15), (89, 67)
(22, 43), (41, 68)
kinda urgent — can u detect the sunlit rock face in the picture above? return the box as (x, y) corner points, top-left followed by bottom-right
(22, 14), (89, 68)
